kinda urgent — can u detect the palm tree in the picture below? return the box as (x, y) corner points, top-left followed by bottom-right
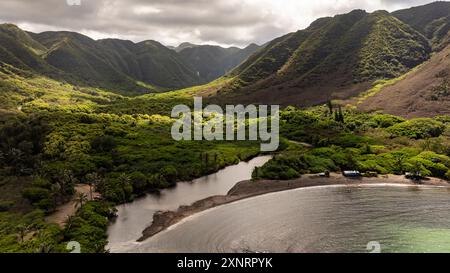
(86, 173), (102, 200)
(65, 215), (75, 230)
(87, 181), (93, 200)
(57, 169), (78, 196)
(50, 182), (62, 209)
(74, 193), (88, 209)
(392, 152), (407, 174)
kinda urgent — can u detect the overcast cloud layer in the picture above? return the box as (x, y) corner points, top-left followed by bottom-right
(0, 0), (435, 47)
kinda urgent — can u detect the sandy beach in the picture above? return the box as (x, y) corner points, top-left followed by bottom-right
(138, 174), (450, 242)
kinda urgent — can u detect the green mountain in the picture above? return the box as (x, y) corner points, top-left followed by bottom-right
(0, 24), (53, 73)
(354, 1), (450, 118)
(0, 24), (258, 95)
(178, 43), (260, 83)
(358, 41), (450, 118)
(392, 1), (450, 50)
(97, 39), (201, 90)
(214, 9), (431, 106)
(30, 31), (203, 93)
(2, 2), (449, 105)
(31, 31), (152, 93)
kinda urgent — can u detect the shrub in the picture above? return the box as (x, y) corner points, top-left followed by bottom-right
(254, 161), (300, 180)
(91, 136), (117, 153)
(64, 201), (117, 253)
(388, 118), (445, 139)
(102, 176), (133, 203)
(370, 114), (405, 128)
(22, 187), (51, 203)
(357, 159), (388, 174)
(129, 171), (148, 193)
(160, 165), (178, 185)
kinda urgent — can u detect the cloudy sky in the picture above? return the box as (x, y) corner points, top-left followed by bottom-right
(0, 0), (435, 47)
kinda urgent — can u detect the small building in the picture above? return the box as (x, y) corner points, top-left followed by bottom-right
(343, 171), (361, 177)
(405, 172), (422, 180)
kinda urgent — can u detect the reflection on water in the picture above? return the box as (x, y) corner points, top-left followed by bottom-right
(107, 156), (272, 252)
(129, 185), (450, 253)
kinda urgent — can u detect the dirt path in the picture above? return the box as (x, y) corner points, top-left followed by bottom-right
(46, 184), (98, 227)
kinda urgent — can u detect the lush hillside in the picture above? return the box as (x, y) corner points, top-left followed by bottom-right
(392, 1), (450, 50)
(212, 10), (430, 107)
(0, 25), (155, 94)
(358, 42), (450, 118)
(98, 39), (201, 90)
(0, 24), (55, 74)
(0, 24), (259, 95)
(354, 1), (450, 117)
(392, 1), (450, 33)
(32, 31), (153, 94)
(178, 43), (260, 83)
(32, 31), (204, 93)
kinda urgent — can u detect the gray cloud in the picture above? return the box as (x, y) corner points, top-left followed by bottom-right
(0, 0), (437, 47)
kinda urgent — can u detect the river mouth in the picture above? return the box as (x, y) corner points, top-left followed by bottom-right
(125, 185), (450, 253)
(107, 156), (273, 252)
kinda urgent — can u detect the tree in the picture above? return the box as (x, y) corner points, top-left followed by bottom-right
(118, 174), (132, 203)
(392, 152), (408, 174)
(65, 215), (75, 231)
(334, 106), (344, 123)
(90, 172), (107, 193)
(57, 170), (77, 197)
(161, 166), (178, 184)
(91, 135), (117, 152)
(86, 173), (102, 200)
(129, 172), (148, 193)
(74, 193), (88, 209)
(50, 182), (62, 209)
(326, 100), (333, 115)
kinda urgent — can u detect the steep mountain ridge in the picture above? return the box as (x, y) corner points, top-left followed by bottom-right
(213, 9), (431, 107)
(356, 2), (450, 118)
(178, 43), (260, 83)
(1, 1), (450, 114)
(0, 24), (258, 95)
(32, 31), (147, 93)
(358, 42), (450, 118)
(393, 1), (450, 49)
(99, 39), (201, 89)
(0, 24), (52, 72)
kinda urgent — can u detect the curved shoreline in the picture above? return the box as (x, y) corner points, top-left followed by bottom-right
(138, 174), (450, 242)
